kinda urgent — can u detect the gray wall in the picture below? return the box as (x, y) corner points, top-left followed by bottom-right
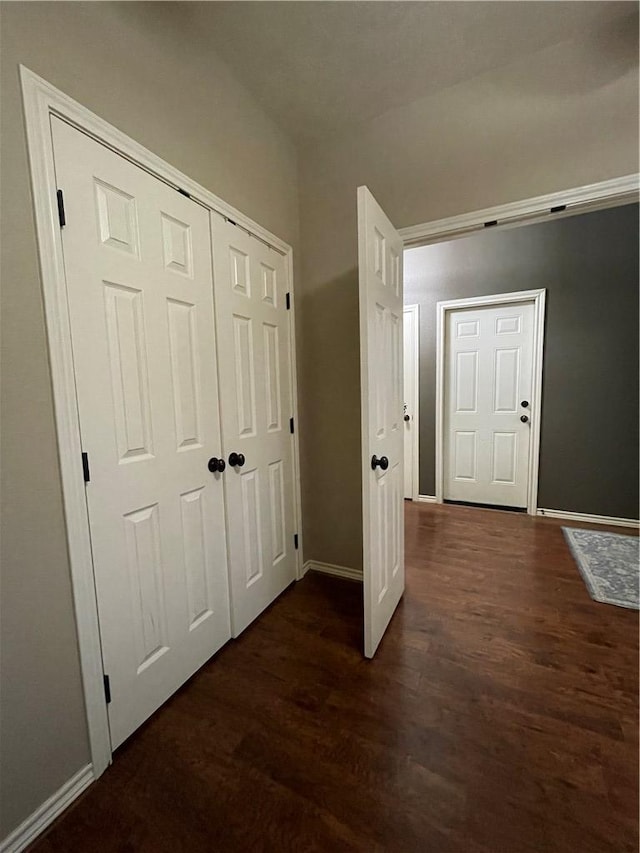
(298, 27), (639, 570)
(0, 2), (299, 840)
(404, 203), (639, 518)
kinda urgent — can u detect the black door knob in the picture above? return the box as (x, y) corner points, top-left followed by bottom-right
(208, 457), (225, 473)
(521, 400), (529, 408)
(371, 455), (389, 471)
(228, 452), (246, 467)
(404, 414), (410, 422)
(520, 415), (529, 423)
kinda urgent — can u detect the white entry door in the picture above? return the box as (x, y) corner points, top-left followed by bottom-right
(357, 186), (405, 659)
(403, 305), (419, 500)
(210, 212), (297, 636)
(52, 118), (231, 748)
(444, 300), (535, 508)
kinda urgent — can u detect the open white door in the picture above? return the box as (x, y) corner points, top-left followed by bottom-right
(358, 186), (405, 658)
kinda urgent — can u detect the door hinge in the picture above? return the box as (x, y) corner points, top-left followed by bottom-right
(294, 533), (299, 550)
(81, 452), (90, 483)
(286, 293), (291, 310)
(56, 189), (66, 227)
(103, 674), (111, 704)
(289, 417), (294, 434)
(178, 188), (191, 198)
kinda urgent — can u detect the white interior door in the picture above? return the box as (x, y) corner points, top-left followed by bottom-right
(52, 118), (231, 748)
(210, 212), (297, 636)
(358, 186), (405, 659)
(403, 305), (419, 500)
(444, 300), (535, 508)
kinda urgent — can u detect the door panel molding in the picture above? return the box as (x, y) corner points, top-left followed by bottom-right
(436, 289), (546, 514)
(20, 66), (303, 782)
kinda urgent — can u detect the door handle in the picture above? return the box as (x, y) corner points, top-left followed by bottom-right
(207, 457), (226, 473)
(228, 452), (246, 468)
(371, 455), (389, 471)
(404, 414), (410, 422)
(521, 400), (529, 408)
(520, 415), (529, 423)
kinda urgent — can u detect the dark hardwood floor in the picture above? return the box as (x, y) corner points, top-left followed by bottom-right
(32, 503), (638, 852)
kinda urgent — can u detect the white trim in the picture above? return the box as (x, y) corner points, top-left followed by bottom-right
(19, 66), (303, 785)
(537, 508), (640, 530)
(416, 495), (437, 503)
(435, 289), (546, 515)
(22, 67), (290, 254)
(286, 253), (305, 580)
(400, 174), (639, 248)
(303, 560), (363, 582)
(21, 67), (112, 778)
(403, 304), (420, 501)
(0, 765), (94, 853)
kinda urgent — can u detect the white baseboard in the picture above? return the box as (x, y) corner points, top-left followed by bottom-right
(416, 495), (437, 503)
(303, 560), (363, 582)
(1, 764), (94, 853)
(537, 508), (640, 530)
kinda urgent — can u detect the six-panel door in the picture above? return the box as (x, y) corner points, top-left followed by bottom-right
(52, 118), (231, 748)
(358, 187), (405, 659)
(210, 213), (297, 636)
(444, 301), (535, 508)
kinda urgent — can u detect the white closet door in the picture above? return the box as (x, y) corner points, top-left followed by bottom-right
(358, 186), (405, 659)
(210, 212), (297, 636)
(444, 301), (535, 508)
(52, 117), (230, 748)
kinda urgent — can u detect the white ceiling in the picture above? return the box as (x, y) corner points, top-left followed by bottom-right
(187, 1), (637, 143)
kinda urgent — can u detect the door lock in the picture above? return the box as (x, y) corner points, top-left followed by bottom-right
(520, 415), (529, 423)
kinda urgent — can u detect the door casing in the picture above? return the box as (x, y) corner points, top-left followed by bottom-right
(20, 66), (303, 780)
(435, 289), (546, 514)
(403, 304), (419, 501)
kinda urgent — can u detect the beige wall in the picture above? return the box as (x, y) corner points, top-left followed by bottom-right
(0, 2), (299, 839)
(297, 33), (639, 571)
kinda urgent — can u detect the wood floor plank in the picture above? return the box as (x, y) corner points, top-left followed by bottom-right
(30, 503), (638, 852)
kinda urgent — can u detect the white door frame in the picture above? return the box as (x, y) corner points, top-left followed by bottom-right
(400, 174), (639, 249)
(403, 304), (420, 501)
(435, 289), (546, 514)
(20, 66), (304, 780)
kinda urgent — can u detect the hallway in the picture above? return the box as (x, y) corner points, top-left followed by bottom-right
(32, 503), (638, 852)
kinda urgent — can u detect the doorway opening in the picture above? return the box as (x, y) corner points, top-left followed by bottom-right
(400, 181), (638, 525)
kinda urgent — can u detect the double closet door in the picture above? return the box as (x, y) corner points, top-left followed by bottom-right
(52, 118), (297, 749)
